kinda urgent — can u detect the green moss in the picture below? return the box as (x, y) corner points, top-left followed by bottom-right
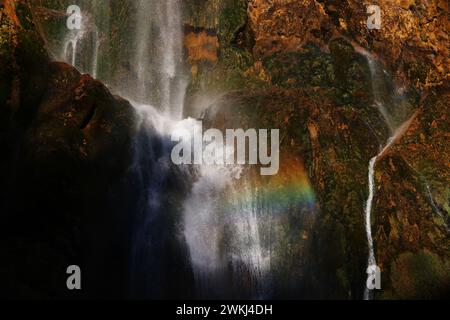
(183, 0), (247, 43)
(406, 60), (429, 84)
(336, 267), (351, 294)
(186, 48), (267, 96)
(390, 250), (450, 299)
(217, 0), (247, 44)
(183, 0), (261, 98)
(263, 46), (335, 89)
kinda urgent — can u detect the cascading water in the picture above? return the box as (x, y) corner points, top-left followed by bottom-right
(55, 0), (186, 135)
(226, 180), (272, 298)
(128, 0), (269, 298)
(363, 139), (393, 300)
(43, 0), (190, 296)
(63, 32), (78, 66)
(132, 0), (153, 103)
(182, 141), (271, 298)
(91, 28), (99, 78)
(360, 47), (416, 300)
(37, 0), (310, 299)
(130, 0), (186, 118)
(60, 2), (100, 78)
(92, 0), (267, 298)
(122, 0), (191, 297)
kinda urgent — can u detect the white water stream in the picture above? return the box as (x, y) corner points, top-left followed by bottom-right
(360, 46), (417, 300)
(56, 0), (269, 298)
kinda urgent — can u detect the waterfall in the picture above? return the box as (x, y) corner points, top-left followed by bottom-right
(38, 0), (306, 299)
(132, 0), (153, 103)
(361, 48), (417, 299)
(125, 0), (268, 298)
(363, 56), (393, 299)
(91, 28), (99, 78)
(105, 0), (266, 298)
(182, 162), (233, 296)
(60, 1), (102, 79)
(183, 147), (271, 298)
(363, 156), (377, 300)
(43, 0), (189, 296)
(131, 0), (186, 118)
(366, 57), (394, 130)
(124, 0), (191, 297)
(363, 139), (393, 300)
(227, 181), (271, 298)
(63, 33), (78, 66)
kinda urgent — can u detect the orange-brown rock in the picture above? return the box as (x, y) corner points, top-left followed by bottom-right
(247, 0), (449, 89)
(184, 28), (219, 76)
(248, 0), (334, 58)
(2, 0), (19, 26)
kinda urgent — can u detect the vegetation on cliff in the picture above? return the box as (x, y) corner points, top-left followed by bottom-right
(0, 0), (448, 299)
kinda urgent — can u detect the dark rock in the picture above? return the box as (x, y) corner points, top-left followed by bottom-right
(0, 1), (138, 298)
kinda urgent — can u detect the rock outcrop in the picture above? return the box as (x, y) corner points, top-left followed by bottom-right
(373, 87), (450, 299)
(184, 0), (450, 299)
(185, 0), (449, 91)
(1, 0), (448, 299)
(0, 0), (138, 298)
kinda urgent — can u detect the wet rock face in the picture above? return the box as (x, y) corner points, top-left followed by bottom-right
(247, 0), (333, 58)
(184, 0), (449, 299)
(186, 0), (448, 91)
(204, 87), (383, 298)
(0, 1), (137, 298)
(316, 0), (449, 89)
(184, 26), (220, 77)
(373, 89), (450, 299)
(0, 0), (447, 299)
(249, 0), (449, 88)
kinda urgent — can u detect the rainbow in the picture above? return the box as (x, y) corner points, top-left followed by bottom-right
(227, 155), (317, 213)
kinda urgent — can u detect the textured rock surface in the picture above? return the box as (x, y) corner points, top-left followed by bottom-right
(374, 87), (450, 298)
(205, 87), (383, 298)
(0, 0), (138, 298)
(185, 0), (449, 91)
(184, 0), (450, 299)
(1, 0), (448, 299)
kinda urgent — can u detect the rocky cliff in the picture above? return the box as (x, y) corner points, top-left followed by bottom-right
(184, 0), (448, 91)
(1, 0), (448, 299)
(0, 0), (138, 298)
(183, 0), (449, 299)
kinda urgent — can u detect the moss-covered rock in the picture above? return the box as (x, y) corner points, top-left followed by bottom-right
(372, 86), (450, 299)
(389, 250), (450, 299)
(201, 86), (385, 298)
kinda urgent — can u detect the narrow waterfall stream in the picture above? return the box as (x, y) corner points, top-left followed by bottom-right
(363, 156), (378, 300)
(363, 140), (392, 300)
(360, 48), (417, 300)
(61, 2), (100, 78)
